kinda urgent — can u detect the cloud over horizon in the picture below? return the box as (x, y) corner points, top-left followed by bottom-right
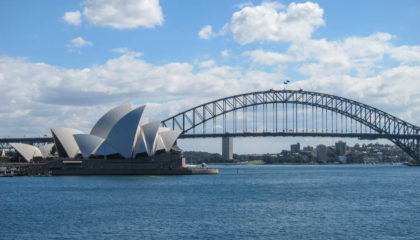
(0, 52), (284, 136)
(198, 25), (214, 40)
(83, 0), (163, 29)
(2, 29), (420, 137)
(222, 1), (324, 44)
(63, 11), (82, 25)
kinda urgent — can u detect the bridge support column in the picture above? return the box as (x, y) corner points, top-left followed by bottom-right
(222, 136), (233, 160)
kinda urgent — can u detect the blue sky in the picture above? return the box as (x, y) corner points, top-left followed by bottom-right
(1, 0), (419, 68)
(1, 0), (420, 153)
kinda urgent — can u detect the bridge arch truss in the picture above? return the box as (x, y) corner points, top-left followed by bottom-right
(162, 89), (420, 161)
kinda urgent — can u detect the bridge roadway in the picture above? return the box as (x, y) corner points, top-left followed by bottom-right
(0, 133), (418, 147)
(179, 132), (420, 139)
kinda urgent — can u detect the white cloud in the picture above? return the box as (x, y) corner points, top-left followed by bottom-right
(0, 53), (284, 137)
(243, 49), (292, 65)
(221, 50), (230, 57)
(111, 47), (143, 57)
(289, 33), (393, 77)
(389, 46), (420, 63)
(237, 30), (420, 124)
(3, 33), (420, 138)
(67, 37), (93, 49)
(224, 1), (324, 44)
(242, 33), (394, 77)
(63, 11), (82, 25)
(83, 0), (163, 29)
(199, 60), (215, 68)
(198, 25), (214, 39)
(283, 34), (420, 122)
(291, 65), (420, 123)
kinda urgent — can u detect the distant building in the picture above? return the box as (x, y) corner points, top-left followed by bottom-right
(281, 150), (291, 156)
(316, 144), (327, 162)
(222, 136), (233, 160)
(303, 146), (313, 152)
(290, 143), (300, 153)
(335, 141), (346, 155)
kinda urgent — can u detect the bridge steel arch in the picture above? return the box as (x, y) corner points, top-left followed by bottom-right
(162, 89), (420, 162)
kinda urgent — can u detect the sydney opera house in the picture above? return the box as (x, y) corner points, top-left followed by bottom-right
(10, 103), (214, 175)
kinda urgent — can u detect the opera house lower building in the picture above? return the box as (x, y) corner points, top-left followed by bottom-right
(10, 103), (217, 175)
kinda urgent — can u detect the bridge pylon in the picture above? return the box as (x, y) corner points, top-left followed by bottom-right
(222, 136), (233, 160)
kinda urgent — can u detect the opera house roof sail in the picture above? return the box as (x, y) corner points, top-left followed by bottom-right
(109, 105), (147, 159)
(9, 142), (43, 162)
(90, 102), (133, 139)
(51, 127), (83, 158)
(73, 134), (104, 159)
(10, 103), (184, 162)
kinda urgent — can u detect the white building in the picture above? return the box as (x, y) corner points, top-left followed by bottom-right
(10, 103), (183, 162)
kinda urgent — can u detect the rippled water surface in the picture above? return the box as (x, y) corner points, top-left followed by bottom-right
(1, 164), (420, 239)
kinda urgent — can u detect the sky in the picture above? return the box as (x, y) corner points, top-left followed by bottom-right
(1, 0), (420, 154)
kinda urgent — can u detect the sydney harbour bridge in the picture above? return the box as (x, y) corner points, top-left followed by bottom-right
(1, 89), (420, 163)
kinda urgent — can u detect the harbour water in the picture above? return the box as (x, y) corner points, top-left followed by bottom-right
(1, 164), (420, 239)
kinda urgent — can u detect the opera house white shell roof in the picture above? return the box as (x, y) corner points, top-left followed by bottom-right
(51, 127), (83, 158)
(105, 105), (146, 159)
(9, 143), (43, 162)
(90, 103), (132, 140)
(73, 134), (104, 159)
(9, 142), (56, 162)
(10, 103), (183, 162)
(39, 143), (55, 158)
